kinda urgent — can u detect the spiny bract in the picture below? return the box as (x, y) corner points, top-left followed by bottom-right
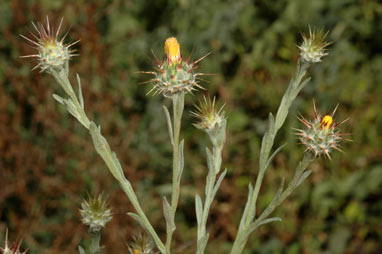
(298, 27), (330, 63)
(20, 16), (79, 72)
(141, 37), (210, 97)
(294, 101), (348, 159)
(79, 194), (112, 231)
(191, 96), (225, 131)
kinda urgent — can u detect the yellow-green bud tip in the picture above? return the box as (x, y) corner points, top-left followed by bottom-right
(164, 37), (181, 64)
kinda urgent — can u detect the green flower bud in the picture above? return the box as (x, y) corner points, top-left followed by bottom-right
(79, 194), (112, 232)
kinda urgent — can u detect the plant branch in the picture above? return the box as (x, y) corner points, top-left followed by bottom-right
(196, 119), (227, 254)
(230, 59), (311, 254)
(164, 92), (185, 254)
(49, 69), (166, 254)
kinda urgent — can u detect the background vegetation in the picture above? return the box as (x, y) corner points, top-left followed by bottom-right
(0, 0), (381, 253)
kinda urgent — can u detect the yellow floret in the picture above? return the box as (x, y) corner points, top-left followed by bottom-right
(320, 115), (333, 130)
(164, 37), (181, 64)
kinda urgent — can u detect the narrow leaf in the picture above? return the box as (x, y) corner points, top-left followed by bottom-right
(195, 194), (203, 226)
(247, 217), (282, 237)
(76, 74), (84, 109)
(258, 217), (282, 227)
(52, 94), (65, 105)
(89, 122), (107, 153)
(296, 169), (312, 187)
(297, 77), (311, 93)
(264, 143), (287, 173)
(128, 212), (148, 232)
(259, 113), (275, 169)
(112, 151), (125, 177)
(212, 169), (227, 198)
(259, 178), (285, 221)
(239, 183), (253, 229)
(64, 99), (79, 119)
(163, 105), (174, 146)
(163, 197), (176, 232)
(205, 148), (214, 173)
(177, 139), (184, 183)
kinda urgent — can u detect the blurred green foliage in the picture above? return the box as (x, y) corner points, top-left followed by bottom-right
(0, 0), (381, 253)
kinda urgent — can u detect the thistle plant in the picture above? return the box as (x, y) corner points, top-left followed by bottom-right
(295, 101), (348, 159)
(19, 16), (78, 73)
(141, 37), (211, 254)
(143, 37), (208, 97)
(191, 96), (227, 254)
(229, 28), (335, 254)
(298, 27), (330, 63)
(21, 17), (165, 254)
(20, 17), (348, 254)
(78, 194), (112, 254)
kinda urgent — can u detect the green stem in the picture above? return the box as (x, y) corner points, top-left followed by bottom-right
(49, 68), (165, 254)
(89, 230), (101, 254)
(52, 68), (90, 129)
(165, 92), (185, 254)
(196, 146), (223, 254)
(196, 119), (227, 254)
(230, 60), (311, 254)
(256, 153), (314, 224)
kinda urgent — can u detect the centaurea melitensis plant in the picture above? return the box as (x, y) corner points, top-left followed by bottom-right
(19, 17), (348, 254)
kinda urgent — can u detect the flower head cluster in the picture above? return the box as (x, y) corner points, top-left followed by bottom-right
(20, 17), (78, 73)
(141, 37), (210, 97)
(0, 229), (28, 254)
(79, 194), (112, 232)
(127, 233), (157, 254)
(298, 28), (330, 63)
(294, 101), (348, 159)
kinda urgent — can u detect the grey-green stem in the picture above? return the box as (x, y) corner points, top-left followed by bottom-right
(196, 147), (223, 254)
(89, 230), (101, 254)
(230, 59), (311, 254)
(196, 120), (227, 254)
(49, 66), (166, 254)
(165, 92), (185, 254)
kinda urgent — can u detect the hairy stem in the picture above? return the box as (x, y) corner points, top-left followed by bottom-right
(196, 146), (223, 254)
(230, 59), (311, 254)
(89, 230), (101, 254)
(50, 69), (165, 254)
(256, 153), (314, 224)
(165, 92), (185, 254)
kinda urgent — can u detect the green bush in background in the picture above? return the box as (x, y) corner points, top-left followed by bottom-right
(0, 0), (381, 253)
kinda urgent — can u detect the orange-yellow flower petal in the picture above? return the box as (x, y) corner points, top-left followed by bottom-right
(164, 37), (181, 64)
(320, 115), (333, 130)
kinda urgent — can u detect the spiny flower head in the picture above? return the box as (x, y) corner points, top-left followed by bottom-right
(20, 16), (79, 73)
(298, 27), (330, 63)
(140, 37), (210, 98)
(79, 193), (112, 232)
(191, 95), (227, 148)
(191, 96), (225, 131)
(0, 229), (28, 254)
(294, 100), (348, 159)
(127, 232), (157, 254)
